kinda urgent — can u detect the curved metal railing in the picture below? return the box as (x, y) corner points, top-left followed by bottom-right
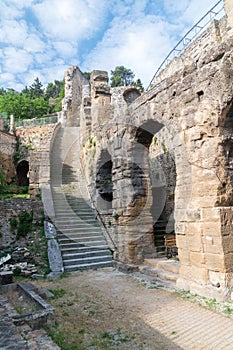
(147, 0), (224, 90)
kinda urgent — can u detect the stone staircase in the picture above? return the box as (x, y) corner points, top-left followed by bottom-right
(50, 126), (113, 272)
(139, 258), (180, 290)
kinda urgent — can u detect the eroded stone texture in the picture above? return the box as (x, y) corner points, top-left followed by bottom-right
(0, 131), (17, 184)
(61, 4), (233, 300)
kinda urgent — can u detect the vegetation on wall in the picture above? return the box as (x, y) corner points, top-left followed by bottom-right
(110, 66), (144, 91)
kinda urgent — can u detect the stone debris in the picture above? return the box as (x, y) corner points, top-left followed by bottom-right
(0, 253), (11, 266)
(0, 262), (37, 276)
(0, 247), (38, 277)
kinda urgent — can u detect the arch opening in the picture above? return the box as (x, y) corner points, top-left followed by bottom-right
(16, 160), (29, 187)
(131, 120), (178, 258)
(96, 150), (113, 210)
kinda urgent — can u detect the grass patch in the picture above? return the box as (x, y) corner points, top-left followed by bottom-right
(48, 288), (66, 300)
(0, 185), (29, 199)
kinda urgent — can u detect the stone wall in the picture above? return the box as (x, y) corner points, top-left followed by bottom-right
(63, 65), (88, 126)
(0, 131), (17, 184)
(0, 198), (43, 248)
(64, 2), (233, 300)
(15, 123), (59, 196)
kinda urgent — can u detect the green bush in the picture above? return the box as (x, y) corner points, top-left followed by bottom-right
(0, 170), (4, 186)
(9, 218), (18, 230)
(17, 210), (33, 238)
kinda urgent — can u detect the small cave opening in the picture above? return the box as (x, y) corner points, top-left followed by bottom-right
(16, 160), (29, 187)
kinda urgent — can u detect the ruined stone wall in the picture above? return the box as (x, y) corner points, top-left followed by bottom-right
(0, 131), (17, 184)
(64, 1), (233, 300)
(63, 65), (88, 126)
(0, 198), (43, 248)
(15, 123), (59, 196)
(225, 0), (233, 31)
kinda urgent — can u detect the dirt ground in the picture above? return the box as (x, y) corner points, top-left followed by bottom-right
(32, 267), (183, 350)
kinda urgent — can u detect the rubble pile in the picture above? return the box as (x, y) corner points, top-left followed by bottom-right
(0, 247), (38, 277)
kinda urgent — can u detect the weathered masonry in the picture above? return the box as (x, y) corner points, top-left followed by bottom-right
(61, 0), (233, 300)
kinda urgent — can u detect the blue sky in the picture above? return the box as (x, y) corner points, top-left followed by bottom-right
(0, 0), (224, 91)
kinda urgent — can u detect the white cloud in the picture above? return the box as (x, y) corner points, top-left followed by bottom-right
(0, 20), (28, 46)
(52, 41), (78, 58)
(0, 0), (226, 91)
(32, 0), (109, 41)
(3, 47), (33, 73)
(83, 13), (178, 87)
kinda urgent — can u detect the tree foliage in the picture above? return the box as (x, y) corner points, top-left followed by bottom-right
(110, 66), (135, 87)
(0, 78), (64, 120)
(110, 66), (144, 91)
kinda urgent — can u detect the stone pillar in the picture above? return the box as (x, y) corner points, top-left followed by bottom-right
(9, 115), (14, 134)
(224, 0), (233, 30)
(90, 70), (111, 130)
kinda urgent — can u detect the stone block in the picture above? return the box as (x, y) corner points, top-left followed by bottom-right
(179, 265), (208, 284)
(187, 222), (202, 235)
(175, 222), (187, 235)
(177, 248), (190, 265)
(203, 235), (223, 254)
(202, 221), (222, 237)
(0, 271), (13, 285)
(185, 209), (201, 221)
(190, 251), (205, 267)
(187, 234), (202, 252)
(176, 234), (188, 249)
(205, 253), (225, 272)
(224, 253), (233, 272)
(201, 207), (221, 222)
(222, 235), (233, 254)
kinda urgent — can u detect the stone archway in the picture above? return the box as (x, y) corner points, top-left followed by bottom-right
(96, 150), (113, 211)
(16, 160), (29, 187)
(130, 120), (178, 259)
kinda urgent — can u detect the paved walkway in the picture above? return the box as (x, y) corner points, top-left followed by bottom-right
(132, 272), (233, 350)
(143, 292), (233, 349)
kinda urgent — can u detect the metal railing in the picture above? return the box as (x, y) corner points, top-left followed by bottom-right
(15, 115), (58, 127)
(147, 0), (224, 90)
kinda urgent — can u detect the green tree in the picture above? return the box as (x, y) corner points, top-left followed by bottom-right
(45, 80), (64, 100)
(0, 90), (49, 119)
(110, 66), (135, 87)
(83, 72), (91, 81)
(45, 80), (64, 113)
(29, 77), (44, 98)
(0, 88), (6, 96)
(0, 90), (22, 118)
(132, 78), (144, 92)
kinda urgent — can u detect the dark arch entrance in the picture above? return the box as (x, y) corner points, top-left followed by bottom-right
(96, 150), (113, 209)
(16, 160), (29, 186)
(132, 120), (177, 258)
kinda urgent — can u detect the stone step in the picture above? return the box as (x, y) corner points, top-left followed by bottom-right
(63, 254), (112, 266)
(139, 265), (178, 286)
(144, 258), (180, 274)
(64, 260), (113, 272)
(57, 232), (103, 239)
(58, 238), (107, 246)
(139, 258), (180, 288)
(60, 243), (108, 253)
(55, 226), (102, 233)
(54, 219), (98, 225)
(57, 226), (102, 232)
(62, 249), (111, 260)
(50, 126), (113, 272)
(58, 233), (104, 243)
